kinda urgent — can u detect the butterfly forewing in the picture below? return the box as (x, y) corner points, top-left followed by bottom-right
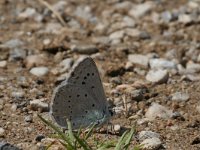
(66, 57), (108, 111)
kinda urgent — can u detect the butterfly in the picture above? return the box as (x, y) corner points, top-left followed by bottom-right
(50, 56), (110, 129)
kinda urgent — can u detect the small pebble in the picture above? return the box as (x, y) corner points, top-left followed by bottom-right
(71, 44), (99, 54)
(35, 134), (45, 142)
(0, 60), (7, 68)
(138, 131), (160, 141)
(3, 39), (24, 48)
(25, 54), (46, 68)
(114, 124), (121, 132)
(109, 30), (125, 40)
(30, 99), (49, 112)
(128, 54), (149, 68)
(0, 142), (21, 150)
(145, 103), (173, 120)
(59, 58), (73, 73)
(129, 2), (153, 18)
(30, 67), (49, 77)
(171, 92), (189, 102)
(149, 58), (176, 70)
(146, 69), (169, 84)
(11, 104), (17, 111)
(24, 115), (33, 123)
(178, 14), (193, 24)
(11, 91), (25, 99)
(0, 128), (5, 137)
(9, 48), (27, 61)
(140, 137), (162, 150)
(196, 105), (200, 113)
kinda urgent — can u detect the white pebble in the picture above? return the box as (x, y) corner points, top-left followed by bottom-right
(140, 137), (162, 150)
(30, 99), (49, 112)
(0, 61), (7, 68)
(0, 127), (5, 137)
(128, 54), (149, 68)
(171, 92), (189, 102)
(30, 67), (49, 77)
(138, 131), (160, 141)
(114, 124), (121, 132)
(146, 69), (169, 84)
(145, 103), (173, 120)
(149, 58), (176, 70)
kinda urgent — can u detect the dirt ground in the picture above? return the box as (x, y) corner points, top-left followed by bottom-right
(0, 0), (200, 149)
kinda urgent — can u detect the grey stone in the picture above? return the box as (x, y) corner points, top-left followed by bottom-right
(0, 61), (7, 68)
(71, 44), (99, 54)
(52, 0), (67, 12)
(11, 91), (25, 99)
(30, 99), (49, 112)
(138, 131), (160, 141)
(145, 103), (173, 120)
(0, 142), (20, 150)
(30, 67), (49, 77)
(0, 128), (5, 137)
(140, 137), (162, 150)
(178, 14), (193, 24)
(129, 2), (154, 18)
(149, 58), (176, 70)
(171, 92), (189, 102)
(186, 62), (200, 73)
(59, 58), (73, 73)
(125, 28), (141, 38)
(74, 5), (96, 23)
(129, 89), (144, 101)
(197, 105), (200, 113)
(146, 69), (169, 84)
(3, 39), (24, 48)
(109, 30), (125, 40)
(9, 48), (27, 61)
(128, 54), (149, 68)
(25, 54), (46, 68)
(24, 115), (33, 123)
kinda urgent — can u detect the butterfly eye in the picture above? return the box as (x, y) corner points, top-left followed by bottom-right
(92, 73), (94, 76)
(92, 104), (95, 107)
(87, 73), (90, 76)
(85, 94), (87, 97)
(82, 81), (86, 85)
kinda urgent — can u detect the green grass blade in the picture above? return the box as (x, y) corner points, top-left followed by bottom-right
(124, 127), (135, 149)
(73, 133), (92, 150)
(67, 120), (76, 142)
(97, 141), (115, 150)
(114, 130), (129, 150)
(85, 123), (96, 140)
(38, 114), (74, 149)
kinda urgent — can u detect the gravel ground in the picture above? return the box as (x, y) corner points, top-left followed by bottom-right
(0, 0), (200, 149)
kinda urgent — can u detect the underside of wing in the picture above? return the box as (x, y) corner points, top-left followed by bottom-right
(50, 83), (108, 129)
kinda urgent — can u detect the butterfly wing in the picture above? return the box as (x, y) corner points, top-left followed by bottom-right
(51, 57), (110, 129)
(66, 57), (109, 114)
(51, 83), (108, 129)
